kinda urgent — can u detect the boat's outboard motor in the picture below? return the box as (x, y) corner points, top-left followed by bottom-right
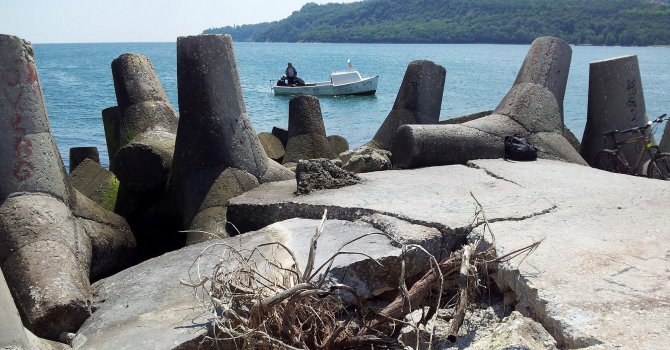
(276, 76), (288, 86)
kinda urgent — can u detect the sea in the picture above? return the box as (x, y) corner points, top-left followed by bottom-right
(32, 42), (670, 171)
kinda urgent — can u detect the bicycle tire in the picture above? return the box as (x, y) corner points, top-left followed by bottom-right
(594, 150), (625, 173)
(647, 152), (670, 180)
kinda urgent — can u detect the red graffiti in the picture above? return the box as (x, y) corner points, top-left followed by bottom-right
(2, 60), (37, 181)
(13, 137), (34, 181)
(26, 63), (38, 84)
(11, 113), (26, 134)
(13, 160), (34, 181)
(26, 62), (40, 92)
(15, 137), (33, 158)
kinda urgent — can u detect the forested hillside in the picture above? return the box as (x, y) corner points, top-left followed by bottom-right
(203, 0), (670, 46)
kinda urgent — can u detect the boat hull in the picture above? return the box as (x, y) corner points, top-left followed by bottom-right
(272, 76), (378, 96)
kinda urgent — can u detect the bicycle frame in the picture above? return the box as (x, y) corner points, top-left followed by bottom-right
(606, 131), (658, 175)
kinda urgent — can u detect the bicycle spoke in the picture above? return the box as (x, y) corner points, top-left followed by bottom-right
(647, 153), (670, 180)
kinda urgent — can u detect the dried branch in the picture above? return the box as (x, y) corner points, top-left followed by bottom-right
(303, 209), (327, 281)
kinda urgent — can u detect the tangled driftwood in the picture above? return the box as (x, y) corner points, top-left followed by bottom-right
(181, 196), (541, 349)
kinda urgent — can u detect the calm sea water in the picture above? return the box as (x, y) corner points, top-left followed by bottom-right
(32, 42), (670, 170)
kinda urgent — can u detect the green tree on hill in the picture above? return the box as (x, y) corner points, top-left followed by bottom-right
(203, 0), (670, 46)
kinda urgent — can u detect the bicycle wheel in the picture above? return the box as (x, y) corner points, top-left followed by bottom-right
(647, 152), (670, 180)
(594, 150), (625, 173)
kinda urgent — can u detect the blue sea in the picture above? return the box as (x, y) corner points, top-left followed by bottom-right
(32, 42), (670, 171)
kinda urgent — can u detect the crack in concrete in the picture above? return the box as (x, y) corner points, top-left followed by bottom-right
(466, 161), (524, 187)
(458, 122), (508, 139)
(484, 205), (558, 227)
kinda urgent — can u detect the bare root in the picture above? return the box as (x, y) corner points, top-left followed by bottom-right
(181, 195), (542, 349)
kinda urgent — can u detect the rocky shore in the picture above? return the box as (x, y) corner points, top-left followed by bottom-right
(1, 33), (669, 349)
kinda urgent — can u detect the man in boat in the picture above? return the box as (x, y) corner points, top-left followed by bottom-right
(285, 62), (298, 85)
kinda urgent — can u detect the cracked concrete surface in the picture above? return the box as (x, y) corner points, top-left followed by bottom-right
(229, 159), (670, 349)
(228, 164), (554, 238)
(469, 159), (670, 349)
(72, 218), (446, 349)
(71, 159), (668, 348)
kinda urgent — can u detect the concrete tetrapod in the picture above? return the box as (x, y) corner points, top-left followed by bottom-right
(283, 95), (337, 163)
(171, 34), (293, 229)
(187, 168), (260, 245)
(0, 35), (92, 339)
(69, 146), (99, 173)
(392, 124), (504, 169)
(511, 36), (572, 124)
(0, 267), (31, 349)
(0, 194), (92, 340)
(0, 34), (73, 206)
(369, 60), (446, 150)
(72, 190), (137, 281)
(69, 158), (120, 212)
(110, 53), (179, 193)
(661, 122), (670, 153)
(327, 134), (349, 157)
(391, 36), (585, 168)
(101, 106), (121, 163)
(581, 55), (651, 168)
(258, 132), (285, 162)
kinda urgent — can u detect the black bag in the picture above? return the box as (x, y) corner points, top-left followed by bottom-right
(504, 135), (537, 161)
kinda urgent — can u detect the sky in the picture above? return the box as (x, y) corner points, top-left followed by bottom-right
(0, 0), (359, 44)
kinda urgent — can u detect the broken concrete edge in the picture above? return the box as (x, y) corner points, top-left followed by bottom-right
(225, 161), (585, 347)
(493, 262), (602, 349)
(464, 159), (603, 348)
(227, 201), (471, 248)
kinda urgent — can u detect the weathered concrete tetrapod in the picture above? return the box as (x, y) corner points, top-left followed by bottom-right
(494, 36), (571, 134)
(69, 146), (100, 173)
(258, 132), (285, 161)
(390, 36), (585, 169)
(0, 34), (73, 206)
(581, 55), (651, 168)
(391, 124), (504, 168)
(0, 267), (31, 349)
(69, 158), (119, 211)
(0, 34), (92, 340)
(0, 194), (92, 340)
(369, 60), (446, 150)
(272, 126), (289, 148)
(661, 122), (670, 153)
(511, 36), (572, 124)
(327, 135), (349, 157)
(187, 168), (259, 245)
(110, 53), (178, 192)
(72, 190), (136, 281)
(284, 95), (336, 163)
(171, 34), (293, 228)
(101, 106), (121, 163)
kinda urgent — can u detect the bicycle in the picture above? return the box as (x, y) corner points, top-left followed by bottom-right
(594, 113), (670, 180)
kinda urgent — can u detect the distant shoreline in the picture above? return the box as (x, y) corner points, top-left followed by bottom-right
(31, 41), (670, 49)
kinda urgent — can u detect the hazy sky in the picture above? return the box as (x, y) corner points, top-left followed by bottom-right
(0, 0), (359, 43)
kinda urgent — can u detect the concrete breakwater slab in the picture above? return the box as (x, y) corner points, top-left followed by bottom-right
(230, 159), (670, 348)
(228, 164), (555, 237)
(72, 218), (443, 349)
(468, 159), (670, 349)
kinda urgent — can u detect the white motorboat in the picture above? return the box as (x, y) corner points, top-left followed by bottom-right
(272, 70), (378, 96)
